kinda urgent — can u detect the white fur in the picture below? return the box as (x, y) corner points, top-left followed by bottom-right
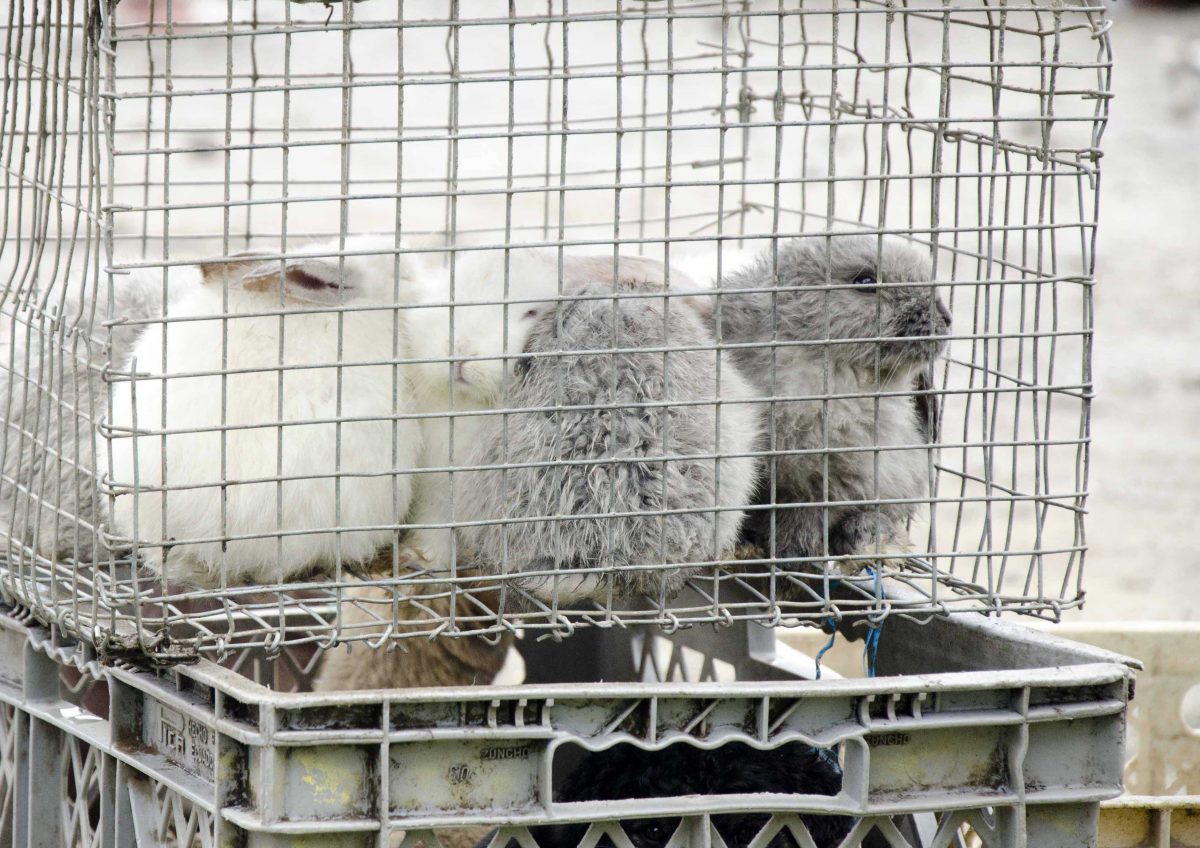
(673, 244), (760, 320)
(410, 248), (566, 411)
(104, 236), (430, 586)
(406, 248), (564, 565)
(0, 261), (168, 562)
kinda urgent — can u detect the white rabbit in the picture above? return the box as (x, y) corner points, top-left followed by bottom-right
(404, 247), (566, 567)
(1, 265), (165, 563)
(104, 236), (430, 587)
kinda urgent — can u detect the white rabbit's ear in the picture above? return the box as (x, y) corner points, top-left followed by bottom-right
(201, 252), (348, 305)
(199, 251), (274, 286)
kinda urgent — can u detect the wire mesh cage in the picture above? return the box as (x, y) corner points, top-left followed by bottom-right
(0, 0), (1112, 660)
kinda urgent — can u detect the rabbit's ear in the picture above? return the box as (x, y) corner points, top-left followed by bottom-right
(199, 251), (275, 286)
(255, 258), (349, 305)
(202, 253), (348, 305)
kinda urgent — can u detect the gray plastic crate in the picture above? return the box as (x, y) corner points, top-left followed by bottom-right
(0, 585), (1135, 848)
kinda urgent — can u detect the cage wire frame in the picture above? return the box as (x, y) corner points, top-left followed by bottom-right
(0, 0), (1111, 660)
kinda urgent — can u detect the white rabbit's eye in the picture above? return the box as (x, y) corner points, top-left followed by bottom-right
(852, 272), (878, 290)
(522, 308), (539, 319)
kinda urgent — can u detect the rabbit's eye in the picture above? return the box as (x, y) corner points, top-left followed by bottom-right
(514, 356), (534, 378)
(522, 308), (539, 319)
(629, 821), (666, 842)
(852, 272), (878, 289)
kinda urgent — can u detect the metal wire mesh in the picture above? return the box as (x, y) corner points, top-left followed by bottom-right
(0, 0), (1111, 660)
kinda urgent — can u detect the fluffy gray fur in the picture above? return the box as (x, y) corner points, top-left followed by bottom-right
(1, 270), (165, 562)
(714, 234), (951, 572)
(457, 278), (762, 603)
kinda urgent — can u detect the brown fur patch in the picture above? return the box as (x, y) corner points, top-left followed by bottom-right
(284, 267), (335, 294)
(199, 251), (275, 288)
(312, 547), (511, 692)
(237, 273), (282, 295)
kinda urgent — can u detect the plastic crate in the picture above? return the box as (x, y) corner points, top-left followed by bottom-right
(1023, 624), (1200, 848)
(0, 583), (1135, 848)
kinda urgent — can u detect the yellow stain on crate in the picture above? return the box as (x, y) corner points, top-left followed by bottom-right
(291, 746), (366, 813)
(1098, 807), (1151, 848)
(1177, 808), (1200, 845)
(867, 726), (1005, 798)
(274, 834), (373, 848)
(1100, 804), (1200, 848)
(218, 746), (240, 780)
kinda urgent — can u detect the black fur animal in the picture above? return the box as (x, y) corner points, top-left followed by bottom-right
(474, 742), (853, 848)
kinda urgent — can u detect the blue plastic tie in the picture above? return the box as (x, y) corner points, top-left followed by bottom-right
(862, 566), (884, 678)
(812, 573), (848, 680)
(863, 624), (882, 677)
(814, 616), (838, 680)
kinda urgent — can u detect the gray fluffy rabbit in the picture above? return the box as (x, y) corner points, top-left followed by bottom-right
(715, 234), (951, 574)
(1, 268), (166, 563)
(457, 278), (763, 603)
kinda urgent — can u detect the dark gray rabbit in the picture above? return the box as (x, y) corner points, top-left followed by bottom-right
(457, 278), (762, 603)
(715, 234), (950, 574)
(1, 268), (166, 562)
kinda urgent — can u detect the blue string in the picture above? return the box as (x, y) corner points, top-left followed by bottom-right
(814, 617), (837, 680)
(863, 625), (882, 677)
(862, 566), (884, 678)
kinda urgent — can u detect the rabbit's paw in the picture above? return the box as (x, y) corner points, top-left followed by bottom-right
(404, 528), (463, 571)
(509, 557), (607, 605)
(829, 511), (914, 578)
